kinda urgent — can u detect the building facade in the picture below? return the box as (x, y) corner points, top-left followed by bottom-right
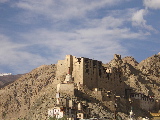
(56, 55), (125, 96)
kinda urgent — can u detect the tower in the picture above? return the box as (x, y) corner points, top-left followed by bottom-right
(64, 67), (73, 83)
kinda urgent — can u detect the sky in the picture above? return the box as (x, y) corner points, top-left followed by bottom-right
(0, 0), (160, 74)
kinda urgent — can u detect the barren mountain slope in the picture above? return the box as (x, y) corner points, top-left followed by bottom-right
(0, 74), (23, 88)
(138, 54), (160, 77)
(108, 54), (160, 99)
(0, 64), (57, 120)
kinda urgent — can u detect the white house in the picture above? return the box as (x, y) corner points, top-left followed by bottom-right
(48, 107), (64, 119)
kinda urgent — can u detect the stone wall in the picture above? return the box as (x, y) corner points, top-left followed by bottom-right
(57, 83), (75, 96)
(131, 93), (157, 111)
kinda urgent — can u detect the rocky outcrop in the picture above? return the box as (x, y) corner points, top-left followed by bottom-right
(138, 54), (160, 77)
(122, 56), (139, 67)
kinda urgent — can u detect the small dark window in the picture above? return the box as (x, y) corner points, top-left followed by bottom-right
(86, 69), (89, 73)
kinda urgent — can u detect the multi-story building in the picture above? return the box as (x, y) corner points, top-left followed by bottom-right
(56, 55), (125, 96)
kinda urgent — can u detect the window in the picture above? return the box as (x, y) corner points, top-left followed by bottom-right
(86, 69), (89, 73)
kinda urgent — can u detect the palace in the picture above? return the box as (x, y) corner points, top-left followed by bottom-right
(56, 54), (125, 96)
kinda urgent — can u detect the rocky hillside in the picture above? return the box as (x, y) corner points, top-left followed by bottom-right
(123, 54), (160, 99)
(0, 74), (23, 88)
(138, 54), (160, 77)
(0, 64), (57, 120)
(0, 54), (160, 120)
(107, 54), (160, 99)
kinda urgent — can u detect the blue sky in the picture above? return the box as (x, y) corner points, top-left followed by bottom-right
(0, 0), (160, 74)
